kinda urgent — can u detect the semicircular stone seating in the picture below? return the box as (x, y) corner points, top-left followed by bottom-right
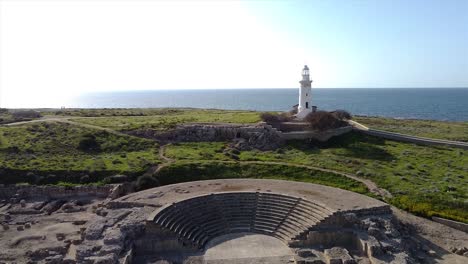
(153, 192), (335, 250)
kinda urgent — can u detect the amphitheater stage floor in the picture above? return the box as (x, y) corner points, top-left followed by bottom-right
(203, 232), (294, 263)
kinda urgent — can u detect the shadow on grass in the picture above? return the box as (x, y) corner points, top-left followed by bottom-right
(287, 131), (396, 161)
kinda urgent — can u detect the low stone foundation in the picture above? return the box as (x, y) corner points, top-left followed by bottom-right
(282, 126), (352, 141)
(0, 184), (127, 200)
(432, 217), (468, 233)
(129, 122), (284, 150)
(129, 122), (353, 150)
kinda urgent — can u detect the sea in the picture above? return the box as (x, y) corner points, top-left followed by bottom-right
(67, 88), (468, 122)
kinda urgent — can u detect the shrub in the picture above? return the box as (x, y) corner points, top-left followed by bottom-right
(289, 105), (298, 115)
(260, 112), (293, 124)
(26, 172), (39, 184)
(331, 110), (352, 120)
(103, 174), (129, 184)
(136, 175), (160, 191)
(80, 175), (91, 184)
(11, 110), (41, 119)
(260, 113), (278, 123)
(77, 134), (100, 152)
(305, 111), (348, 131)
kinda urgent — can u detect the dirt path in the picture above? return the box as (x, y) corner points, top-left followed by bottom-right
(154, 144), (175, 174)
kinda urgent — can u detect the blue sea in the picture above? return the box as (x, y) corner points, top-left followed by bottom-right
(68, 88), (468, 121)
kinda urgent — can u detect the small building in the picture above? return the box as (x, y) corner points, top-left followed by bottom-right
(296, 65), (313, 120)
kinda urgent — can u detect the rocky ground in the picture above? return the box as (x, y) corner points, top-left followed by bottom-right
(0, 183), (466, 264)
(392, 208), (468, 263)
(0, 196), (101, 263)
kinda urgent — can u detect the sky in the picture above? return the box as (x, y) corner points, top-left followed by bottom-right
(1, 0), (467, 107)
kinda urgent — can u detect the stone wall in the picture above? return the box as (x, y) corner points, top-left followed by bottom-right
(271, 121), (311, 132)
(130, 122), (284, 150)
(432, 217), (468, 233)
(0, 184), (119, 200)
(130, 122), (353, 148)
(281, 126), (352, 142)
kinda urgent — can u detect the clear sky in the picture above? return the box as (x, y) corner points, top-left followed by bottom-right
(1, 0), (467, 107)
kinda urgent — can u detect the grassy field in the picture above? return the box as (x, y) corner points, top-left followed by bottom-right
(2, 108), (467, 222)
(0, 122), (160, 183)
(156, 161), (370, 195)
(165, 133), (468, 222)
(355, 116), (468, 142)
(57, 109), (261, 131)
(0, 112), (15, 124)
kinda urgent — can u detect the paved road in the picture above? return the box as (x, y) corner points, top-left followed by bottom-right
(349, 120), (468, 150)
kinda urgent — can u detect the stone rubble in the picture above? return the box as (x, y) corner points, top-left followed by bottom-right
(0, 180), (466, 263)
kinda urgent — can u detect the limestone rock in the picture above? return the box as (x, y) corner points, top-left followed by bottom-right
(297, 249), (315, 258)
(42, 200), (65, 215)
(44, 254), (63, 264)
(72, 220), (86, 225)
(103, 229), (125, 246)
(129, 123), (284, 150)
(75, 243), (102, 261)
(84, 253), (117, 264)
(26, 246), (68, 260)
(56, 233), (65, 241)
(324, 247), (356, 264)
(99, 244), (122, 256)
(84, 219), (106, 240)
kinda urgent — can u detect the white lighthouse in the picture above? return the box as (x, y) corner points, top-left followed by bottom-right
(296, 65), (313, 119)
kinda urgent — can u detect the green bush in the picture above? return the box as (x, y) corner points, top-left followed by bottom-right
(331, 110), (352, 120)
(136, 175), (160, 191)
(0, 133), (5, 147)
(260, 112), (293, 124)
(80, 175), (91, 184)
(305, 111), (348, 131)
(390, 195), (468, 223)
(78, 134), (100, 152)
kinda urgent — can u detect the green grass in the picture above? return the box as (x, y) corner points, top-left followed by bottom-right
(355, 116), (468, 142)
(2, 108), (467, 222)
(166, 142), (232, 161)
(156, 161), (370, 195)
(165, 133), (468, 222)
(69, 109), (261, 131)
(42, 108), (187, 117)
(0, 112), (15, 124)
(0, 122), (160, 183)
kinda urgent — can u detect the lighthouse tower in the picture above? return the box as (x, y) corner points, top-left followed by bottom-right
(296, 65), (313, 119)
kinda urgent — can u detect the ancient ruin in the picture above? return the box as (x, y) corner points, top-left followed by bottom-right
(2, 179), (466, 263)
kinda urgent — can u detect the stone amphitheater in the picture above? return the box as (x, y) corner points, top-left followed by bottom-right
(1, 179), (467, 264)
